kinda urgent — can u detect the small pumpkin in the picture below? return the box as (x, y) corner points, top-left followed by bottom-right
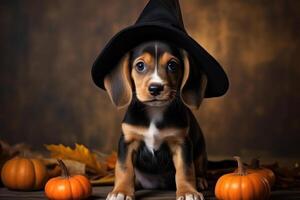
(248, 158), (276, 187)
(215, 156), (271, 200)
(233, 158), (276, 187)
(45, 159), (92, 200)
(1, 156), (48, 190)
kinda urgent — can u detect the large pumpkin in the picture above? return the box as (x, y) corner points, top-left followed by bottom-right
(45, 159), (92, 200)
(215, 156), (271, 200)
(1, 157), (48, 190)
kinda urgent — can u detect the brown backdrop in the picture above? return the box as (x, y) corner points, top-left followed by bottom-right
(1, 0), (299, 163)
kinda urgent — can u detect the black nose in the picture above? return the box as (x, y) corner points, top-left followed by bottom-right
(148, 83), (164, 96)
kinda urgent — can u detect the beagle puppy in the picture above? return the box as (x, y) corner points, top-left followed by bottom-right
(104, 41), (208, 200)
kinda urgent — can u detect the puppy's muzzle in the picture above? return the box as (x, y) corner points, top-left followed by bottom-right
(148, 83), (164, 96)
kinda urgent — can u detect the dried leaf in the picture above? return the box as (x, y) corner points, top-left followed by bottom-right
(106, 152), (117, 170)
(47, 164), (61, 179)
(0, 140), (30, 158)
(43, 158), (86, 176)
(45, 144), (107, 176)
(63, 159), (86, 175)
(91, 174), (115, 185)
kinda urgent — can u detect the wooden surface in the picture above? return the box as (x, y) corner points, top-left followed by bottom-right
(1, 186), (300, 199)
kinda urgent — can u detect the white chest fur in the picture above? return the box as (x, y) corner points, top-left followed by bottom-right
(144, 121), (161, 152)
(122, 108), (187, 152)
(122, 123), (188, 153)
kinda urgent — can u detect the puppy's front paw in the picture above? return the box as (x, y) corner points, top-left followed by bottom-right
(176, 192), (204, 200)
(106, 192), (134, 200)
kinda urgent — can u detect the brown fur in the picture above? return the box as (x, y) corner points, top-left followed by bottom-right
(180, 51), (207, 109)
(122, 122), (188, 144)
(104, 54), (132, 108)
(131, 52), (183, 103)
(104, 48), (207, 110)
(109, 141), (140, 198)
(169, 143), (203, 198)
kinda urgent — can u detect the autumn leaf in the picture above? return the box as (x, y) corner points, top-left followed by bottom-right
(106, 151), (117, 170)
(45, 143), (107, 175)
(91, 174), (115, 185)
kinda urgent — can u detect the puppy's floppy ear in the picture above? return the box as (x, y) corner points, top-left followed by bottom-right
(104, 53), (132, 109)
(180, 50), (207, 109)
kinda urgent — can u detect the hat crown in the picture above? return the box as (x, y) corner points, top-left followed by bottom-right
(136, 0), (185, 31)
(92, 0), (229, 98)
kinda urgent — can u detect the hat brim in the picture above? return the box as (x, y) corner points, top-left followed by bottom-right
(92, 23), (229, 98)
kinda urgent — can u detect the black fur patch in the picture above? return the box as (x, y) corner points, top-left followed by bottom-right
(181, 137), (193, 167)
(131, 40), (182, 63)
(123, 96), (151, 127)
(155, 99), (188, 129)
(117, 134), (128, 165)
(134, 142), (176, 189)
(134, 142), (175, 174)
(123, 95), (189, 129)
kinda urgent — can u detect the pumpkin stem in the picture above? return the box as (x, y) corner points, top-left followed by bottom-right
(57, 159), (69, 177)
(234, 156), (247, 175)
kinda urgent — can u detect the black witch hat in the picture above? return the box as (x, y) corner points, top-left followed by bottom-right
(92, 0), (229, 98)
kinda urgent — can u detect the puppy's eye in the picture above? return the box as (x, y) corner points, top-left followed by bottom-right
(135, 61), (146, 72)
(167, 60), (178, 72)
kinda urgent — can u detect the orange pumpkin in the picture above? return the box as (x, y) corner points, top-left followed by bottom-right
(233, 158), (276, 187)
(215, 156), (271, 200)
(45, 159), (92, 200)
(1, 157), (48, 190)
(248, 158), (276, 187)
